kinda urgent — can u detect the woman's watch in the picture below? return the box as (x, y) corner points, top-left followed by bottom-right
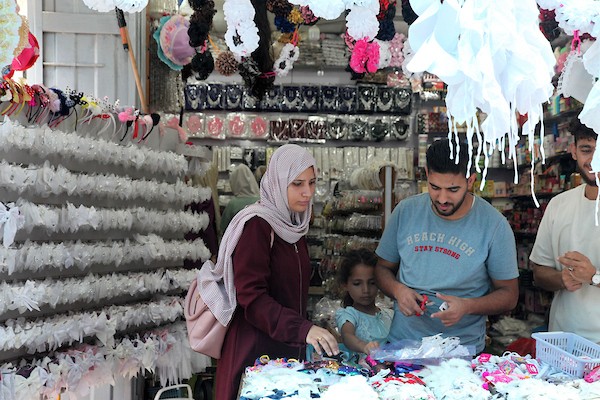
(592, 269), (600, 285)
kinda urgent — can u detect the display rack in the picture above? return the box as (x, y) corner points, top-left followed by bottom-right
(0, 97), (214, 398)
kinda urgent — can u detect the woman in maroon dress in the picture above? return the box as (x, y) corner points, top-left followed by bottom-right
(200, 144), (339, 399)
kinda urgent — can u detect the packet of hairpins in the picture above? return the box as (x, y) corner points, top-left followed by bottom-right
(289, 118), (308, 140)
(301, 85), (320, 112)
(320, 85), (338, 112)
(184, 84), (207, 111)
(241, 87), (259, 110)
(224, 84), (244, 111)
(306, 116), (327, 140)
(205, 83), (224, 110)
(247, 114), (269, 139)
(326, 115), (348, 140)
(260, 85), (282, 111)
(369, 116), (390, 142)
(394, 87), (413, 115)
(356, 84), (376, 114)
(269, 116), (289, 141)
(347, 116), (370, 141)
(281, 85), (303, 112)
(184, 113), (205, 138)
(375, 86), (395, 114)
(338, 85), (358, 114)
(226, 113), (247, 138)
(205, 114), (226, 139)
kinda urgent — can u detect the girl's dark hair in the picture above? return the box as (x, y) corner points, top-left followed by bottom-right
(337, 248), (378, 307)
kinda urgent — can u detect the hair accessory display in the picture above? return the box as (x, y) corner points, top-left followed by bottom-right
(0, 297), (183, 353)
(225, 84), (244, 110)
(249, 115), (268, 139)
(320, 86), (338, 112)
(350, 39), (380, 74)
(0, 235), (209, 275)
(274, 43), (300, 77)
(0, 160), (210, 206)
(227, 113), (247, 137)
(281, 85), (303, 112)
(338, 86), (358, 114)
(357, 85), (376, 113)
(184, 83), (206, 110)
(215, 50), (239, 76)
(206, 114), (225, 139)
(346, 2), (380, 42)
(82, 0), (148, 13)
(152, 14), (195, 71)
(185, 113), (205, 137)
(0, 120), (188, 177)
(269, 117), (289, 141)
(206, 83), (224, 109)
(223, 0), (260, 57)
(306, 116), (326, 140)
(327, 116), (347, 140)
(0, 202), (24, 248)
(16, 200), (209, 236)
(0, 268), (199, 315)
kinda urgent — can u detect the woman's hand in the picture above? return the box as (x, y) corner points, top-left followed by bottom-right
(307, 325), (339, 357)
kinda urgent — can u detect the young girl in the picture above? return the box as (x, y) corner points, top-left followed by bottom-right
(335, 248), (393, 360)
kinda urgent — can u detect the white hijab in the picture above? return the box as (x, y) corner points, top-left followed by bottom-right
(198, 144), (317, 326)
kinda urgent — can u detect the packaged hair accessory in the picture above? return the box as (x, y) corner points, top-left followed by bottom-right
(226, 113), (247, 138)
(269, 116), (289, 141)
(320, 85), (338, 112)
(289, 118), (307, 140)
(185, 113), (205, 138)
(241, 86), (259, 110)
(326, 115), (348, 140)
(225, 84), (244, 110)
(301, 85), (320, 112)
(356, 85), (376, 114)
(205, 114), (225, 139)
(248, 115), (269, 139)
(205, 83), (224, 110)
(306, 116), (326, 140)
(394, 87), (412, 114)
(338, 85), (358, 114)
(375, 86), (394, 113)
(260, 85), (283, 111)
(281, 85), (303, 112)
(184, 84), (207, 111)
(369, 116), (390, 142)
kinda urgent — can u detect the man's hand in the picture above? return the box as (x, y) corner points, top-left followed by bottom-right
(395, 285), (427, 317)
(561, 266), (584, 291)
(430, 293), (468, 326)
(558, 251), (596, 285)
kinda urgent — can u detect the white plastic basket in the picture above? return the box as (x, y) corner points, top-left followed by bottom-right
(153, 384), (193, 400)
(532, 331), (600, 377)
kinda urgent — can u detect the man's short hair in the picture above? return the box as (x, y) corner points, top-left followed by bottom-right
(569, 118), (598, 143)
(426, 138), (471, 176)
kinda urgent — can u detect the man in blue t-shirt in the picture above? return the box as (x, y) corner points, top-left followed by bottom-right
(375, 138), (519, 353)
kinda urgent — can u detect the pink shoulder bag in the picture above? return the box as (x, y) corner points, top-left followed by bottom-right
(184, 272), (227, 359)
(184, 231), (273, 359)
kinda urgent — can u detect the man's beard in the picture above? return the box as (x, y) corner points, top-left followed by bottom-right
(578, 164), (599, 187)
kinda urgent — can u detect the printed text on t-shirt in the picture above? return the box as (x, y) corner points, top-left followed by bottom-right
(407, 232), (475, 257)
